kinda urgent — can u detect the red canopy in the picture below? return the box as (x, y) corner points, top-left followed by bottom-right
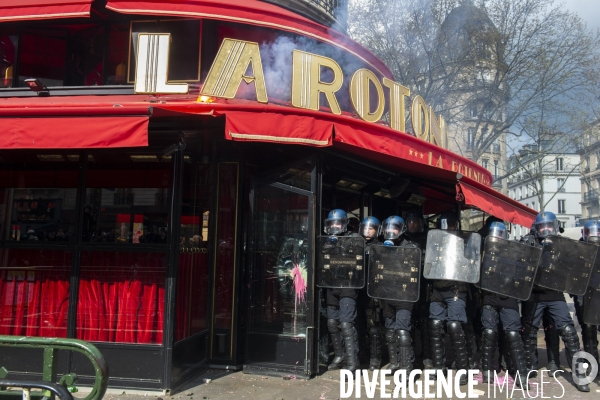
(0, 0), (92, 22)
(0, 98), (150, 149)
(457, 181), (537, 227)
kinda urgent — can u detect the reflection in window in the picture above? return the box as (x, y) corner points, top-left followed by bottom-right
(0, 34), (17, 88)
(0, 153), (79, 242)
(84, 153), (172, 244)
(0, 249), (71, 337)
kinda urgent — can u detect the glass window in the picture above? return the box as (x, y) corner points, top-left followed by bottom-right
(0, 249), (71, 337)
(482, 159), (489, 169)
(175, 163), (212, 342)
(77, 251), (166, 344)
(0, 33), (17, 88)
(0, 153), (79, 242)
(128, 20), (201, 83)
(556, 158), (564, 171)
(84, 153), (173, 244)
(558, 199), (566, 214)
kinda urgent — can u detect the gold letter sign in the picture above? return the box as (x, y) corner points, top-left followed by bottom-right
(135, 34), (188, 94)
(201, 39), (268, 103)
(291, 50), (343, 115)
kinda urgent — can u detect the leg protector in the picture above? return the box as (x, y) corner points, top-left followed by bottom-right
(481, 328), (498, 383)
(429, 319), (445, 371)
(506, 330), (529, 389)
(522, 326), (539, 373)
(396, 329), (414, 375)
(447, 321), (469, 370)
(582, 324), (599, 365)
(559, 325), (590, 393)
(327, 319), (345, 370)
(462, 322), (478, 369)
(420, 310), (432, 368)
(545, 322), (561, 374)
(386, 328), (399, 371)
(369, 325), (382, 371)
(340, 322), (358, 372)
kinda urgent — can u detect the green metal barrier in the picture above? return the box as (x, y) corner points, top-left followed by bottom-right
(0, 336), (108, 400)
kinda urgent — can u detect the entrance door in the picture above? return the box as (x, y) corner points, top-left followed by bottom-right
(244, 163), (316, 376)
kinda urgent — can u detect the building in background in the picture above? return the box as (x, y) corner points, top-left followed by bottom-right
(507, 135), (581, 240)
(577, 121), (600, 225)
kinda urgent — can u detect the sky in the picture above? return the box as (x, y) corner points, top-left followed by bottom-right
(561, 0), (600, 32)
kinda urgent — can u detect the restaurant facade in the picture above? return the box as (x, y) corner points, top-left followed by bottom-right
(0, 0), (537, 392)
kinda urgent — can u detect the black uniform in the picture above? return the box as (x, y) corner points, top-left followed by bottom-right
(374, 238), (419, 374)
(325, 232), (361, 371)
(364, 238), (383, 370)
(520, 234), (589, 392)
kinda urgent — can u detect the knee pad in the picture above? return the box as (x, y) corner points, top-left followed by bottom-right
(559, 324), (577, 338)
(340, 322), (354, 337)
(369, 326), (380, 337)
(482, 328), (497, 342)
(446, 321), (463, 336)
(583, 324), (597, 340)
(386, 328), (397, 344)
(327, 319), (340, 334)
(397, 330), (412, 346)
(429, 319), (445, 336)
(505, 330), (521, 344)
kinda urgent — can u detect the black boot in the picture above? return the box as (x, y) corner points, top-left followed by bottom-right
(522, 327), (539, 378)
(397, 329), (414, 375)
(582, 324), (599, 374)
(506, 330), (529, 390)
(545, 321), (561, 377)
(420, 308), (433, 368)
(559, 325), (590, 392)
(447, 321), (468, 385)
(481, 328), (497, 383)
(341, 322), (359, 372)
(327, 319), (345, 371)
(429, 319), (446, 380)
(386, 328), (399, 371)
(369, 325), (382, 371)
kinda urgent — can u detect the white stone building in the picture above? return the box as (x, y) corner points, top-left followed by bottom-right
(507, 141), (581, 240)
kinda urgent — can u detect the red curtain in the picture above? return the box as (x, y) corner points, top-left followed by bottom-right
(77, 251), (166, 344)
(0, 249), (71, 337)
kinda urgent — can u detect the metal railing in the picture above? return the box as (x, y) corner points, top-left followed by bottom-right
(0, 336), (108, 400)
(584, 190), (599, 201)
(0, 379), (73, 400)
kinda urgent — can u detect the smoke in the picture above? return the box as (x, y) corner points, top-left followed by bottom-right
(258, 33), (370, 110)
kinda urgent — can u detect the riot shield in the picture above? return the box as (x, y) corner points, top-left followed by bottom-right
(479, 236), (542, 300)
(536, 235), (597, 295)
(583, 253), (600, 324)
(367, 245), (421, 302)
(316, 235), (365, 289)
(423, 230), (481, 283)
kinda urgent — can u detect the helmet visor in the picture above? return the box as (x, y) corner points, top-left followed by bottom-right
(406, 217), (424, 233)
(584, 225), (600, 240)
(359, 221), (380, 239)
(381, 220), (405, 240)
(535, 221), (556, 238)
(324, 217), (347, 235)
(488, 225), (507, 239)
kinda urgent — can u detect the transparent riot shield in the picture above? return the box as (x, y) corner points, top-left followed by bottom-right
(536, 235), (597, 295)
(479, 236), (542, 300)
(583, 254), (600, 324)
(423, 230), (481, 283)
(316, 235), (365, 289)
(367, 245), (421, 302)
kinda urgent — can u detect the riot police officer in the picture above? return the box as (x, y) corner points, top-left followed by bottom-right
(575, 221), (600, 367)
(359, 216), (384, 371)
(520, 211), (590, 392)
(480, 222), (529, 388)
(377, 216), (419, 374)
(405, 209), (431, 368)
(323, 209), (361, 372)
(428, 211), (470, 385)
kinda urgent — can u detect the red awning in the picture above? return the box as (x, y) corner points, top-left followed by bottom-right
(0, 101), (150, 149)
(105, 0), (392, 78)
(0, 1), (92, 22)
(458, 181), (537, 227)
